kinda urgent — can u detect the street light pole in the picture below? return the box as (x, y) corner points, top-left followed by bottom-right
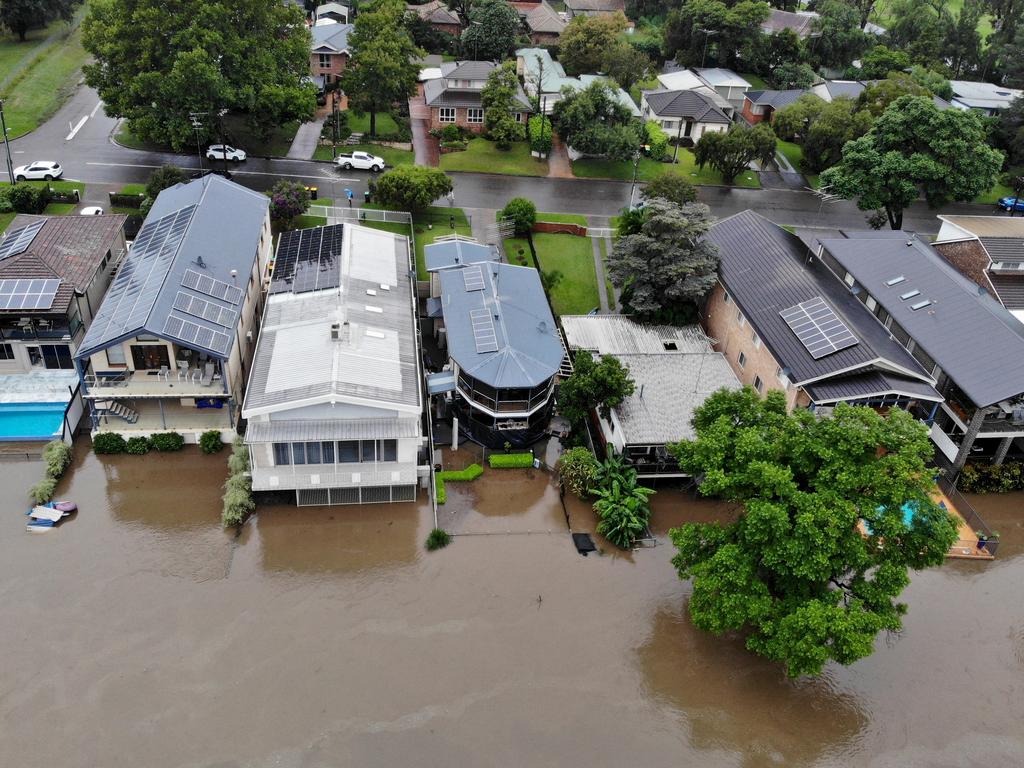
(628, 149), (641, 210)
(189, 111), (207, 172)
(699, 29), (718, 70)
(0, 99), (16, 185)
(218, 108), (229, 176)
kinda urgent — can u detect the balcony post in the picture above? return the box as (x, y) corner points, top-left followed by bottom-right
(993, 436), (1013, 466)
(953, 408), (987, 471)
(159, 399), (166, 429)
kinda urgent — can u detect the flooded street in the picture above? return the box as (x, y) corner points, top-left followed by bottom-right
(2, 445), (1023, 767)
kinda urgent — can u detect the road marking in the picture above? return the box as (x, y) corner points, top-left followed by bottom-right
(90, 101), (102, 118)
(84, 161), (357, 182)
(65, 116), (88, 141)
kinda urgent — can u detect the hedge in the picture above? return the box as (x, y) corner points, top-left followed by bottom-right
(957, 461), (1024, 493)
(149, 432), (185, 452)
(126, 436), (150, 455)
(488, 453), (534, 469)
(199, 430), (224, 454)
(435, 463), (483, 504)
(93, 432), (127, 454)
(222, 436), (255, 527)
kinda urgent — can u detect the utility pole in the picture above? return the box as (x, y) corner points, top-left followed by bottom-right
(699, 29), (718, 70)
(218, 108), (229, 176)
(0, 99), (15, 185)
(332, 89), (339, 161)
(189, 111), (207, 172)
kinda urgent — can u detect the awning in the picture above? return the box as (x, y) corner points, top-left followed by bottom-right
(426, 297), (444, 318)
(245, 418), (420, 443)
(426, 371), (456, 395)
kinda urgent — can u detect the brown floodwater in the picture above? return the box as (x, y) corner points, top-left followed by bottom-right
(2, 444), (1023, 767)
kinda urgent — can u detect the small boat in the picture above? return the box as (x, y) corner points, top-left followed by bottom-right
(25, 500), (77, 532)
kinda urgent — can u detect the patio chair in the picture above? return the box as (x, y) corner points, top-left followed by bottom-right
(177, 361), (189, 380)
(158, 365), (170, 381)
(200, 362), (215, 387)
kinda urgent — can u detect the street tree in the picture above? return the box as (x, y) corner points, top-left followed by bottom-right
(820, 95), (1004, 229)
(559, 12), (628, 76)
(558, 352), (635, 428)
(669, 389), (959, 678)
(342, 0), (423, 137)
(606, 199), (720, 324)
(481, 61), (526, 148)
(857, 45), (911, 79)
(460, 0), (520, 61)
(693, 122), (776, 185)
(0, 0), (81, 41)
(642, 172), (698, 207)
(82, 0), (314, 150)
(267, 180), (311, 229)
(769, 61), (817, 90)
(771, 93), (827, 142)
(809, 0), (871, 70)
(551, 80), (642, 161)
(801, 97), (874, 173)
(374, 166), (453, 211)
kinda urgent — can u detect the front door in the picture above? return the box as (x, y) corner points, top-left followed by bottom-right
(131, 344), (170, 370)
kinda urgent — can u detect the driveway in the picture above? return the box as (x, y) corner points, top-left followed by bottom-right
(547, 133), (573, 179)
(286, 118), (325, 160)
(408, 92), (438, 167)
(759, 170), (807, 190)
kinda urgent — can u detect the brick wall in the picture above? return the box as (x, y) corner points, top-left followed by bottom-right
(533, 222), (587, 236)
(429, 107), (487, 133)
(740, 99), (768, 124)
(310, 51), (348, 84)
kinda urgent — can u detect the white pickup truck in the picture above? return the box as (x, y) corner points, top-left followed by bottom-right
(334, 151), (385, 172)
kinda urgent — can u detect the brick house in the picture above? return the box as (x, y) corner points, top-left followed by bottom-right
(310, 21), (353, 86)
(740, 89), (805, 124)
(423, 61), (531, 133)
(564, 0), (625, 19)
(509, 1), (566, 44)
(406, 0), (463, 36)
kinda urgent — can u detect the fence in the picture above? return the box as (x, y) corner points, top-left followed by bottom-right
(941, 477), (1000, 556)
(61, 382), (84, 445)
(313, 205), (413, 226)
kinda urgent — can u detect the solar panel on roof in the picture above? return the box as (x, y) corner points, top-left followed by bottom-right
(0, 278), (61, 310)
(182, 268), (244, 306)
(173, 291), (236, 328)
(463, 264), (485, 292)
(270, 224), (344, 294)
(780, 296), (859, 359)
(469, 307), (499, 353)
(162, 313), (231, 356)
(0, 221), (45, 261)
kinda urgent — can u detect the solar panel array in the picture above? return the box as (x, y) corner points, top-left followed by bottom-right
(173, 291), (236, 328)
(0, 221), (45, 261)
(469, 307), (498, 353)
(81, 204), (198, 352)
(270, 225), (344, 294)
(163, 315), (232, 356)
(0, 278), (61, 310)
(182, 268), (244, 305)
(780, 296), (859, 359)
(462, 264), (485, 292)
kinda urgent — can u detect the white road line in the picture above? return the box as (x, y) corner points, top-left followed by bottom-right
(90, 101), (102, 118)
(84, 161), (357, 182)
(65, 116), (88, 141)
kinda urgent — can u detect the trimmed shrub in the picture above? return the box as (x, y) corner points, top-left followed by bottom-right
(227, 436), (250, 475)
(441, 124), (463, 143)
(149, 432), (185, 452)
(645, 121), (669, 161)
(29, 477), (58, 504)
(199, 430), (224, 454)
(8, 183), (51, 214)
(42, 440), (73, 479)
(527, 115), (552, 155)
(425, 527), (451, 551)
(499, 197), (537, 236)
(488, 453), (534, 468)
(435, 463), (484, 504)
(125, 436), (150, 455)
(92, 432), (127, 454)
(557, 447), (599, 496)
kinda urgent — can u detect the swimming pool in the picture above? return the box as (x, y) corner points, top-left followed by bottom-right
(0, 402), (67, 441)
(864, 502), (918, 535)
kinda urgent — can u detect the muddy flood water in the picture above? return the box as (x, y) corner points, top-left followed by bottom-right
(2, 444), (1023, 767)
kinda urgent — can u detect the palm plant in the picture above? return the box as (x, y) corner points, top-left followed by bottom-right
(591, 448), (656, 549)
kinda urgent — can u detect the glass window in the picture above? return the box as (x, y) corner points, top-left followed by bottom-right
(514, 112), (523, 123)
(338, 440), (360, 462)
(41, 344), (73, 369)
(379, 439), (397, 462)
(321, 441), (335, 464)
(723, 290), (731, 304)
(844, 272), (856, 286)
(738, 351), (747, 368)
(361, 439), (377, 462)
(273, 443), (291, 466)
(439, 107), (456, 123)
(318, 53), (331, 69)
(306, 441), (321, 465)
(105, 345), (126, 366)
(292, 443), (306, 465)
(753, 375), (764, 393)
(865, 295), (877, 311)
(751, 332), (761, 349)
(736, 308), (745, 327)
(467, 108), (483, 123)
(0, 343), (13, 360)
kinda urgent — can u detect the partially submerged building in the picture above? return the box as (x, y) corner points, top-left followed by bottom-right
(74, 175), (272, 442)
(243, 223), (426, 506)
(561, 316), (739, 477)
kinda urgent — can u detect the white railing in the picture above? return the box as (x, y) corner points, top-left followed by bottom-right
(312, 205), (413, 226)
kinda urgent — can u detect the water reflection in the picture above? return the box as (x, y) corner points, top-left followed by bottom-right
(639, 605), (868, 767)
(441, 468), (564, 534)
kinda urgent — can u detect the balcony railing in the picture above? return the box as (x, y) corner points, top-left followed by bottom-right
(0, 319), (80, 341)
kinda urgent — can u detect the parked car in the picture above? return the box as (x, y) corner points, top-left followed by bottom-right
(80, 206), (104, 215)
(206, 144), (247, 162)
(13, 161), (63, 181)
(335, 151), (385, 172)
(997, 196), (1024, 213)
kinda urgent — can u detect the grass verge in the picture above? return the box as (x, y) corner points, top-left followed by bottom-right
(572, 150), (760, 188)
(598, 237), (614, 310)
(537, 212), (588, 225)
(313, 142), (415, 166)
(2, 25), (87, 138)
(347, 110), (400, 136)
(506, 232), (600, 316)
(0, 212), (15, 233)
(440, 139), (548, 177)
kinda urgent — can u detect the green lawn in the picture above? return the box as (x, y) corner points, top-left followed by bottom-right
(598, 237), (614, 310)
(118, 183), (146, 195)
(507, 233), (601, 316)
(1, 25), (88, 138)
(347, 110), (400, 136)
(738, 72), (768, 91)
(293, 213), (328, 229)
(573, 149), (760, 188)
(976, 179), (1016, 205)
(0, 17), (77, 91)
(440, 139), (549, 177)
(0, 212), (15, 233)
(537, 212), (588, 225)
(43, 202), (77, 215)
(117, 117), (298, 157)
(114, 124), (167, 152)
(313, 142), (414, 166)
(776, 140), (803, 171)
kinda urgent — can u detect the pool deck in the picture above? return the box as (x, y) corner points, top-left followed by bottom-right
(0, 370), (78, 403)
(937, 489), (994, 561)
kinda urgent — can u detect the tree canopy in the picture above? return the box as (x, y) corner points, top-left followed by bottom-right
(481, 61), (526, 148)
(342, 0), (423, 137)
(551, 80), (641, 160)
(669, 389), (960, 678)
(810, 0), (871, 70)
(606, 199), (720, 324)
(0, 0), (81, 41)
(559, 352), (635, 428)
(693, 123), (776, 185)
(460, 0), (520, 61)
(820, 95), (1004, 229)
(373, 166), (453, 211)
(642, 172), (698, 207)
(82, 0), (315, 150)
(664, 0), (771, 68)
(559, 12), (628, 76)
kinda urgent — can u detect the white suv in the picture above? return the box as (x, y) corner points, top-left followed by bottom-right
(13, 161), (63, 181)
(206, 144), (247, 162)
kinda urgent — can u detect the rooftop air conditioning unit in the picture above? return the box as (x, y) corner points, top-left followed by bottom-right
(331, 322), (342, 340)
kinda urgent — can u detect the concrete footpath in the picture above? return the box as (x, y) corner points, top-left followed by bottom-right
(286, 118), (325, 160)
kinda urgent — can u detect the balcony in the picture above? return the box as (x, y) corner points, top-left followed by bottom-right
(89, 398), (233, 433)
(456, 374), (554, 416)
(84, 363), (226, 399)
(0, 317), (80, 341)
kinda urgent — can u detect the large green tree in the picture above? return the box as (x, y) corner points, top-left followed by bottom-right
(558, 12), (628, 76)
(606, 199), (719, 324)
(559, 352), (635, 430)
(669, 389), (960, 678)
(342, 0), (423, 137)
(551, 80), (641, 160)
(820, 95), (1004, 229)
(801, 97), (874, 173)
(481, 61), (525, 148)
(82, 0), (314, 150)
(373, 166), (453, 211)
(693, 122), (776, 185)
(0, 0), (81, 41)
(459, 0), (520, 61)
(809, 0), (871, 70)
(663, 0), (770, 68)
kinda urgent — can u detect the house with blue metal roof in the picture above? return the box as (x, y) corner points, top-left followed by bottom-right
(74, 175), (272, 443)
(426, 239), (564, 447)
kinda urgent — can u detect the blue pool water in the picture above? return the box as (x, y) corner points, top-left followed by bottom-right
(864, 502), (918, 535)
(0, 402), (67, 441)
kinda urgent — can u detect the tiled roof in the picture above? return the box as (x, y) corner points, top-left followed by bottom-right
(744, 89), (807, 109)
(642, 89), (731, 122)
(407, 0), (461, 25)
(987, 274), (1024, 310)
(762, 9), (818, 37)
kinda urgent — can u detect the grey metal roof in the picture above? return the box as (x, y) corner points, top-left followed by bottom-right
(243, 224), (421, 415)
(245, 417), (420, 443)
(988, 274), (1024, 309)
(642, 89), (731, 123)
(805, 371), (943, 404)
(822, 80), (865, 100)
(705, 211), (933, 389)
(440, 60), (496, 80)
(819, 234), (1024, 406)
(311, 22), (353, 52)
(76, 175), (268, 360)
(564, 0), (624, 10)
(762, 9), (818, 37)
(744, 89), (807, 109)
(424, 70), (532, 110)
(694, 68), (750, 89)
(437, 262), (562, 388)
(561, 315), (714, 354)
(424, 237), (498, 272)
(949, 80), (1022, 111)
(610, 353), (740, 444)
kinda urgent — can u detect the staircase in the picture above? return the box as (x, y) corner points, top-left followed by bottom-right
(344, 132), (364, 146)
(102, 401), (139, 424)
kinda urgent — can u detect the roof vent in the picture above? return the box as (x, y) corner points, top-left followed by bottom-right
(906, 240), (913, 247)
(885, 275), (906, 286)
(900, 289), (920, 301)
(194, 255), (208, 270)
(910, 299), (932, 311)
(538, 320), (548, 333)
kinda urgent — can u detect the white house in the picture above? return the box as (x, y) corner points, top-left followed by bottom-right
(949, 80), (1023, 116)
(641, 89), (731, 143)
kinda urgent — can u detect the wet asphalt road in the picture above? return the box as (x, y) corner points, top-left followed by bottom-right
(6, 84), (1002, 233)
